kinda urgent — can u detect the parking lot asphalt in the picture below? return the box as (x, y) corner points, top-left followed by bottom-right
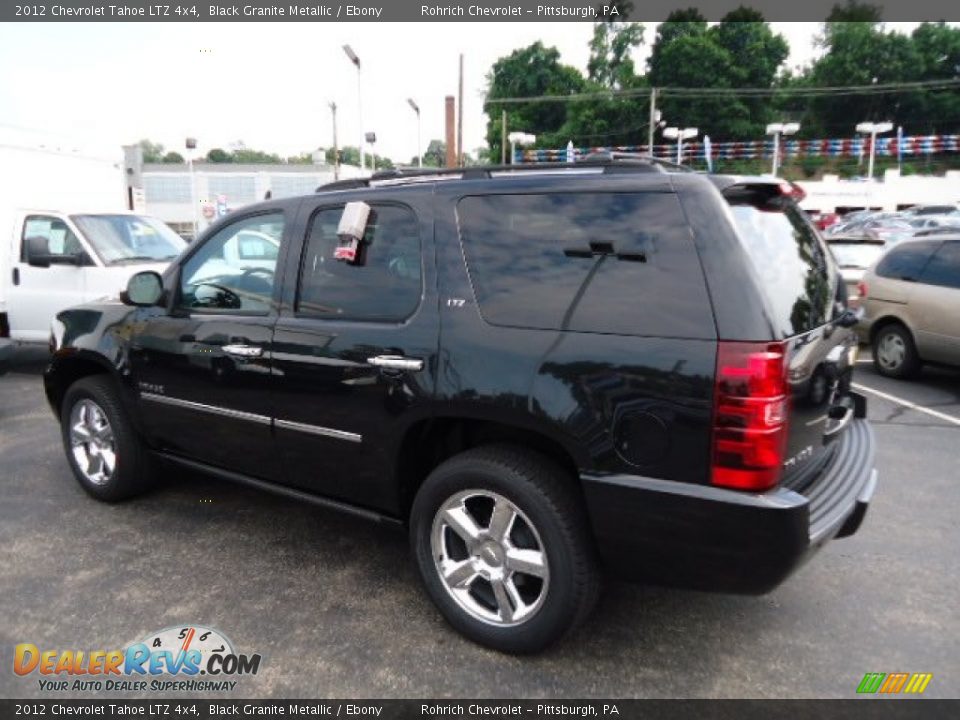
(1, 345), (958, 699)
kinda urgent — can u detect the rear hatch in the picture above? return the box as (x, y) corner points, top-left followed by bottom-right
(720, 181), (857, 490)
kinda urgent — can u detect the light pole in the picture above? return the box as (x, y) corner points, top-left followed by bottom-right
(856, 121), (893, 180)
(507, 132), (536, 165)
(365, 132), (377, 173)
(663, 127), (698, 165)
(407, 98), (421, 168)
(342, 45), (364, 173)
(766, 122), (800, 177)
(329, 101), (339, 180)
(185, 137), (198, 239)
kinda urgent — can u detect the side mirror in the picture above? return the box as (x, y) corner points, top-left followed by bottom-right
(121, 271), (164, 307)
(25, 236), (51, 268)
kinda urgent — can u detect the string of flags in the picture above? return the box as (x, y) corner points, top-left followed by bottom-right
(519, 134), (960, 163)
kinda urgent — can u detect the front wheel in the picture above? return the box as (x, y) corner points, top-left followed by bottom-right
(410, 445), (599, 654)
(60, 375), (154, 501)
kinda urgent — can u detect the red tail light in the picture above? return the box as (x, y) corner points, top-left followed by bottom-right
(857, 280), (868, 299)
(711, 341), (789, 492)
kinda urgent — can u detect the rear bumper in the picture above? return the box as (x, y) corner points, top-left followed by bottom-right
(581, 418), (876, 594)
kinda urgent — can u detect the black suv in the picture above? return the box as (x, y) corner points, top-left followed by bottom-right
(45, 158), (876, 653)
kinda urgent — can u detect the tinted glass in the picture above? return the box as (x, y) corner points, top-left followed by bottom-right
(297, 204), (422, 322)
(728, 198), (832, 335)
(920, 241), (960, 289)
(875, 241), (937, 280)
(179, 212), (284, 313)
(457, 192), (714, 338)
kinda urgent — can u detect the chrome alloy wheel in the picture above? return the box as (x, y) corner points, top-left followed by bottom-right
(431, 490), (550, 627)
(69, 399), (116, 486)
(877, 331), (906, 371)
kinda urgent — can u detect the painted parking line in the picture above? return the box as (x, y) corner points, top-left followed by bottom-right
(852, 382), (960, 427)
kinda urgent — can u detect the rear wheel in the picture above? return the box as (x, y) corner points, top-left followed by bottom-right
(60, 376), (154, 501)
(873, 323), (920, 379)
(410, 445), (599, 654)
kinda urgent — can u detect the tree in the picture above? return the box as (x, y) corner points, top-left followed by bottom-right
(139, 139), (166, 163)
(484, 42), (586, 161)
(205, 148), (233, 163)
(421, 139), (446, 167)
(807, 21), (923, 136)
(911, 22), (960, 134)
(160, 151), (184, 164)
(587, 17), (643, 90)
(647, 8), (708, 85)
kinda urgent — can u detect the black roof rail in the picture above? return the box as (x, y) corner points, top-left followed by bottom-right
(314, 154), (686, 192)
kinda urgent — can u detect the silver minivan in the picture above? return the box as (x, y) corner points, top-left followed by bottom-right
(859, 236), (960, 378)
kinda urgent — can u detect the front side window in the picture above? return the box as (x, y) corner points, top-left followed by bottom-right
(22, 215), (85, 262)
(919, 241), (960, 290)
(178, 212), (285, 313)
(296, 204), (422, 322)
(72, 214), (185, 265)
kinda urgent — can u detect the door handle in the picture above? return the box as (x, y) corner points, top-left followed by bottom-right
(12, 268), (19, 286)
(366, 355), (424, 372)
(222, 344), (263, 359)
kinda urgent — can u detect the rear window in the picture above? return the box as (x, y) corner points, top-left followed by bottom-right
(727, 197), (833, 336)
(456, 192), (715, 338)
(875, 241), (938, 281)
(828, 242), (885, 269)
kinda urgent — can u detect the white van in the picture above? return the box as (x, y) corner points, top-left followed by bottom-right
(0, 134), (186, 346)
(1, 210), (185, 343)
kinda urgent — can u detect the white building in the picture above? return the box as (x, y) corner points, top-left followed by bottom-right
(142, 162), (365, 239)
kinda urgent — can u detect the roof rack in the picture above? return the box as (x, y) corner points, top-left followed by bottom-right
(315, 153), (687, 192)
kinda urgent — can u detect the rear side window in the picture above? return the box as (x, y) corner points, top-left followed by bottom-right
(297, 204), (422, 322)
(919, 241), (960, 289)
(875, 241), (938, 281)
(728, 198), (832, 336)
(456, 193), (714, 338)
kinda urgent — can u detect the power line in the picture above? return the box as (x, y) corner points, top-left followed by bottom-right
(486, 78), (960, 105)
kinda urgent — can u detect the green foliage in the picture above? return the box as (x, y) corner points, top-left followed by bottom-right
(484, 41), (587, 162)
(160, 151), (184, 164)
(138, 139), (166, 164)
(205, 148), (233, 163)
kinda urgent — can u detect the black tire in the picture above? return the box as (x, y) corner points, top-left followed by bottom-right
(60, 375), (154, 502)
(872, 323), (921, 379)
(410, 444), (599, 654)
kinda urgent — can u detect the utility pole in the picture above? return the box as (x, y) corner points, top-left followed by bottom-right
(501, 110), (507, 164)
(329, 101), (339, 181)
(457, 54), (464, 167)
(648, 87), (657, 158)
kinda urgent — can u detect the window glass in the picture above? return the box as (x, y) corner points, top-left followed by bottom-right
(179, 212), (284, 313)
(728, 198), (832, 335)
(457, 193), (714, 338)
(22, 215), (85, 261)
(72, 214), (185, 264)
(875, 241), (937, 280)
(919, 241), (960, 290)
(297, 204), (422, 322)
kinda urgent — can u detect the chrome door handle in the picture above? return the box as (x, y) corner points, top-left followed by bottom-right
(367, 355), (423, 372)
(222, 344), (263, 359)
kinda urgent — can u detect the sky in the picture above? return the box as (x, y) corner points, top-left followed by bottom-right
(0, 21), (936, 164)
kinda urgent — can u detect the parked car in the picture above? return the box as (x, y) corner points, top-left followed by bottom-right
(859, 235), (960, 378)
(44, 159), (876, 653)
(907, 215), (960, 233)
(827, 237), (887, 307)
